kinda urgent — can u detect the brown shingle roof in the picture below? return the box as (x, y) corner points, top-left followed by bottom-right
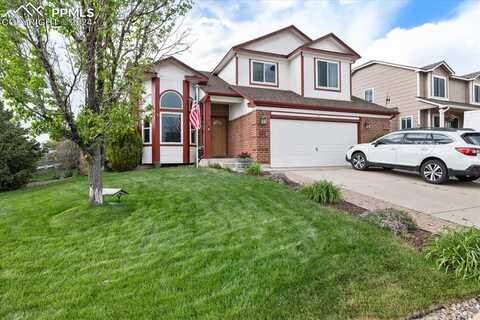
(459, 71), (480, 79)
(230, 85), (396, 115)
(198, 72), (241, 96)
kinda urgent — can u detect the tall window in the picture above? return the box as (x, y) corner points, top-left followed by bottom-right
(401, 116), (412, 129)
(364, 88), (374, 103)
(143, 121), (151, 144)
(251, 60), (277, 85)
(161, 113), (182, 143)
(315, 58), (339, 90)
(160, 91), (183, 109)
(432, 76), (446, 98)
(475, 84), (480, 104)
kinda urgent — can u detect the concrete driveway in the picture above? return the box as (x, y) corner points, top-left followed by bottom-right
(283, 166), (480, 228)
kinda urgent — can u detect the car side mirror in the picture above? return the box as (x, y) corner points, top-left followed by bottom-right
(373, 140), (383, 147)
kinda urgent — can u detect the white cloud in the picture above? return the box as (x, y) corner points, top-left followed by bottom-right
(359, 1), (480, 74)
(177, 0), (404, 70)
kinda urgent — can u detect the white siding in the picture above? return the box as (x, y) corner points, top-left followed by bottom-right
(308, 37), (350, 54)
(142, 146), (152, 164)
(237, 53), (290, 90)
(160, 146), (183, 163)
(229, 100), (252, 120)
(218, 57), (236, 84)
(289, 54), (301, 95)
(244, 31), (306, 55)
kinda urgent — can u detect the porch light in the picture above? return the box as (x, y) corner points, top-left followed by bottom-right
(259, 114), (267, 125)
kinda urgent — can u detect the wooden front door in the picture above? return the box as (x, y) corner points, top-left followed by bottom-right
(211, 117), (227, 157)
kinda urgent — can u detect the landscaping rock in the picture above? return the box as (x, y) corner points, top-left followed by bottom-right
(411, 297), (480, 320)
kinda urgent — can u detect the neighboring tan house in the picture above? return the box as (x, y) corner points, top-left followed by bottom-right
(140, 25), (395, 168)
(352, 60), (480, 131)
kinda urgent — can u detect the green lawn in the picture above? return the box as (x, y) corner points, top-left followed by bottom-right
(0, 167), (478, 319)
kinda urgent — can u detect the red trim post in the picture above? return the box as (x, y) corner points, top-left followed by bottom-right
(152, 77), (160, 165)
(182, 80), (190, 163)
(203, 96), (212, 158)
(300, 52), (304, 96)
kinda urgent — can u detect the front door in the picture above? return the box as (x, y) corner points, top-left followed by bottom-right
(211, 117), (227, 157)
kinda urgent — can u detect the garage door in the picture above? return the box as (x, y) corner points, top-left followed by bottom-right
(270, 118), (358, 167)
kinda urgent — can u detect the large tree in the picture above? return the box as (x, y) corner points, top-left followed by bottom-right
(0, 0), (192, 203)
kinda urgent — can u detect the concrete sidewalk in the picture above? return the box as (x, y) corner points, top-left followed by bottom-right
(280, 166), (480, 231)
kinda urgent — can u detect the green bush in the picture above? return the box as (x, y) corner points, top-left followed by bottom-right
(425, 228), (480, 280)
(300, 180), (342, 205)
(362, 208), (416, 236)
(208, 163), (222, 169)
(246, 162), (262, 176)
(0, 101), (42, 191)
(106, 129), (142, 171)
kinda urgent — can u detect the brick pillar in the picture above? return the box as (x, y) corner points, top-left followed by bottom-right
(203, 96), (212, 158)
(183, 80), (190, 163)
(151, 77), (160, 165)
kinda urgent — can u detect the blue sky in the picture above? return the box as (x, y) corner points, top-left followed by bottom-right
(178, 0), (480, 74)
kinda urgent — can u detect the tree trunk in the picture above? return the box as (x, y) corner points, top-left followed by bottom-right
(88, 145), (103, 204)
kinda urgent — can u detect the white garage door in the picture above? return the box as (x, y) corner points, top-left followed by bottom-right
(270, 118), (358, 168)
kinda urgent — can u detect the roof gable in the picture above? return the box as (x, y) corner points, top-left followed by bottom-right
(300, 33), (361, 59)
(242, 30), (308, 55)
(420, 61), (454, 74)
(148, 57), (207, 81)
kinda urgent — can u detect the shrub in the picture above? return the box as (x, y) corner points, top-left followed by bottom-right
(246, 162), (262, 176)
(0, 102), (42, 191)
(106, 129), (142, 171)
(237, 152), (251, 159)
(55, 140), (80, 171)
(300, 180), (342, 205)
(362, 208), (416, 236)
(425, 228), (480, 280)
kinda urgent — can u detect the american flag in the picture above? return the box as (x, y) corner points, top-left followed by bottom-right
(189, 101), (201, 130)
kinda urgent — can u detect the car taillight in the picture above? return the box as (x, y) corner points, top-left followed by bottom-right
(455, 147), (480, 156)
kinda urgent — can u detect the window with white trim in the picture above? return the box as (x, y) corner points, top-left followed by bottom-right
(142, 121), (151, 144)
(251, 60), (277, 85)
(364, 88), (374, 103)
(315, 58), (339, 89)
(432, 75), (446, 98)
(401, 116), (413, 129)
(161, 113), (182, 143)
(160, 91), (183, 109)
(474, 84), (480, 103)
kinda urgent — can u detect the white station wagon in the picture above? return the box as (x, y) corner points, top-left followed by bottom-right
(345, 129), (480, 184)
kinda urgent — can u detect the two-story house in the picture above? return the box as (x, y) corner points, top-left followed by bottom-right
(140, 25), (395, 168)
(352, 60), (480, 131)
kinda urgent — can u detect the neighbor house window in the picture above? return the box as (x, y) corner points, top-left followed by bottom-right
(432, 75), (446, 98)
(160, 91), (183, 109)
(474, 84), (480, 104)
(401, 116), (412, 129)
(142, 121), (151, 144)
(433, 115), (440, 128)
(161, 113), (182, 143)
(315, 58), (339, 90)
(364, 88), (374, 103)
(251, 60), (277, 85)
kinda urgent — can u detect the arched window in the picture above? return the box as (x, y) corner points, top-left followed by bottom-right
(160, 91), (182, 109)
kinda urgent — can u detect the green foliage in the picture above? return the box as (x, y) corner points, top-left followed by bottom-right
(245, 162), (262, 176)
(106, 128), (142, 172)
(425, 228), (480, 280)
(300, 180), (342, 205)
(0, 101), (42, 191)
(208, 163), (222, 169)
(362, 208), (417, 236)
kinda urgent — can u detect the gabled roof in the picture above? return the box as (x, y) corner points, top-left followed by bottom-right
(419, 60), (454, 74)
(232, 25), (312, 50)
(296, 33), (361, 60)
(198, 72), (241, 97)
(459, 71), (480, 80)
(417, 97), (480, 110)
(148, 56), (208, 81)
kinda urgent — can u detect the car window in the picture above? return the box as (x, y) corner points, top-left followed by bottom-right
(379, 133), (404, 145)
(462, 133), (480, 145)
(432, 134), (454, 144)
(403, 133), (433, 145)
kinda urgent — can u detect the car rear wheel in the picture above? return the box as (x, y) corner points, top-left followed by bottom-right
(455, 175), (479, 182)
(421, 159), (448, 184)
(351, 152), (368, 171)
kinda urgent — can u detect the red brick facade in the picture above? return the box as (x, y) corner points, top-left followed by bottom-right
(358, 117), (391, 143)
(227, 111), (270, 163)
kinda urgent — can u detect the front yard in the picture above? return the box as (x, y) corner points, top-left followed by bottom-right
(0, 167), (478, 319)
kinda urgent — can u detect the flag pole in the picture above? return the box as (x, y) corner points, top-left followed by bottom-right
(195, 84), (200, 168)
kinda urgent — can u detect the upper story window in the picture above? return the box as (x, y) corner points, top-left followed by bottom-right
(364, 88), (374, 103)
(474, 84), (480, 104)
(250, 60), (277, 86)
(401, 116), (412, 129)
(432, 75), (446, 98)
(161, 91), (183, 109)
(315, 58), (340, 90)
